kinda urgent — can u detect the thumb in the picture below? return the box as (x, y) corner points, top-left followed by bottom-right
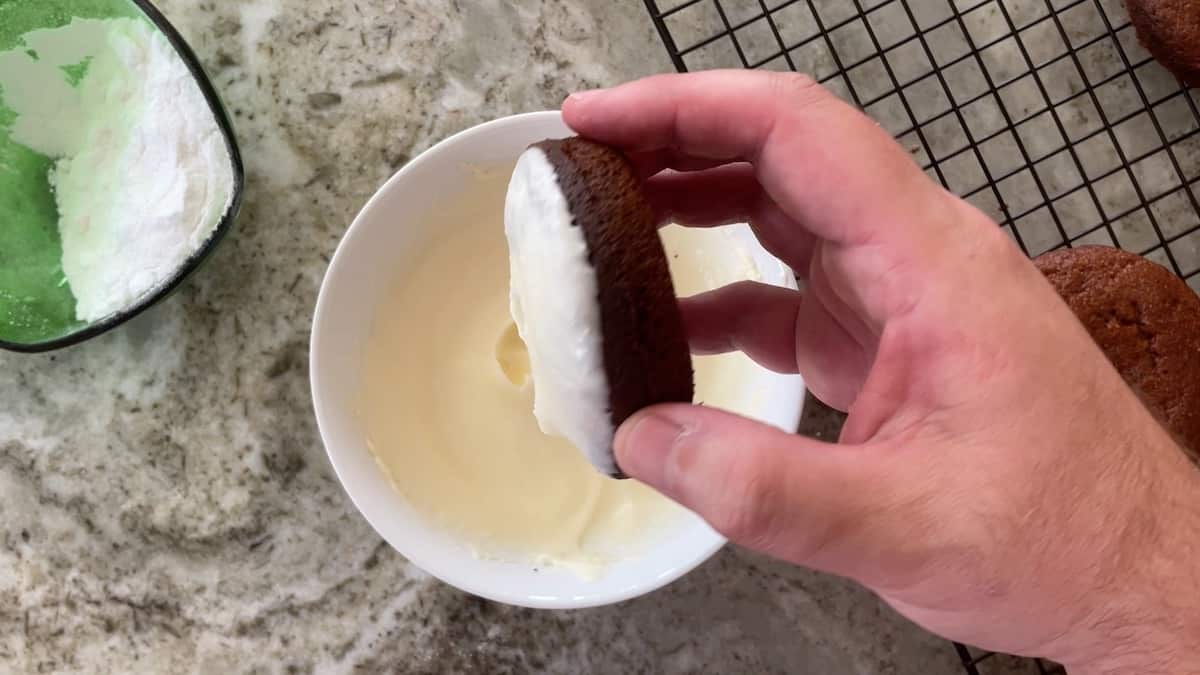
(615, 403), (885, 570)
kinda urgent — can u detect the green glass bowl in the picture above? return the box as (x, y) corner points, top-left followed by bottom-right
(0, 0), (244, 352)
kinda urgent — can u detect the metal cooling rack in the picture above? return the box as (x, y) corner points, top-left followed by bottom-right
(643, 0), (1200, 673)
(644, 0), (1200, 288)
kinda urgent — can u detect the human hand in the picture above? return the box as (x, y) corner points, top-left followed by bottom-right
(563, 71), (1200, 674)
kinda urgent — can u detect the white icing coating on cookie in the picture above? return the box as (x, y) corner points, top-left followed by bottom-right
(504, 147), (618, 476)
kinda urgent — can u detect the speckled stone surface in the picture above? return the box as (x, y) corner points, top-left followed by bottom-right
(3, 0), (1168, 672)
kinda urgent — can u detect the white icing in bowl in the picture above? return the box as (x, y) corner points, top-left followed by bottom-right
(310, 111), (805, 609)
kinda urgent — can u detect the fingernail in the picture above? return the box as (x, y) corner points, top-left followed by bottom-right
(615, 411), (684, 486)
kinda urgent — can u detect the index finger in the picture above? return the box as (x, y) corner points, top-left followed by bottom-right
(561, 70), (951, 248)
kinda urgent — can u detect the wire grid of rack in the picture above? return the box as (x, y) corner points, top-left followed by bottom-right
(643, 0), (1200, 291)
(642, 0), (1200, 673)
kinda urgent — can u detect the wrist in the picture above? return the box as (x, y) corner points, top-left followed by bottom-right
(1069, 626), (1200, 675)
(1065, 442), (1200, 675)
(1070, 634), (1200, 675)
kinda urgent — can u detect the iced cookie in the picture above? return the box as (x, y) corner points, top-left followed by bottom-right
(504, 137), (694, 478)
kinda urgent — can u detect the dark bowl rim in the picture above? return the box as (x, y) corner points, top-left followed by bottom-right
(0, 0), (246, 354)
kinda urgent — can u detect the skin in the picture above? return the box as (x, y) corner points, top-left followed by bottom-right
(561, 71), (1200, 675)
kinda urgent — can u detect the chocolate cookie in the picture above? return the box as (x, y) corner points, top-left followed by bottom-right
(1035, 246), (1200, 456)
(1124, 0), (1200, 87)
(505, 137), (694, 478)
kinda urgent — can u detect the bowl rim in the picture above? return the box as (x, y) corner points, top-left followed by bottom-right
(311, 110), (805, 609)
(0, 0), (245, 354)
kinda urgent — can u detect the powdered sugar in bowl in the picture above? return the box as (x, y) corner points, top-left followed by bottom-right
(0, 0), (243, 352)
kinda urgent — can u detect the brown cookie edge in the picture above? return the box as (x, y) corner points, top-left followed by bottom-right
(1034, 245), (1200, 461)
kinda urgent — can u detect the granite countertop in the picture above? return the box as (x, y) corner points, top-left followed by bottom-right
(4, 0), (1161, 673)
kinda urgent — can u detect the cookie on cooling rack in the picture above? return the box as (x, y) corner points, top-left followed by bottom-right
(1124, 0), (1200, 87)
(1035, 245), (1200, 457)
(504, 137), (694, 478)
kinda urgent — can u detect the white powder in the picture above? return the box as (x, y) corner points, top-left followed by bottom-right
(0, 18), (234, 322)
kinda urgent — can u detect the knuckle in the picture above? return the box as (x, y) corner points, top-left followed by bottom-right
(764, 71), (821, 101)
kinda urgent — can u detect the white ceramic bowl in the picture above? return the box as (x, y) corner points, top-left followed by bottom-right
(310, 111), (805, 609)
